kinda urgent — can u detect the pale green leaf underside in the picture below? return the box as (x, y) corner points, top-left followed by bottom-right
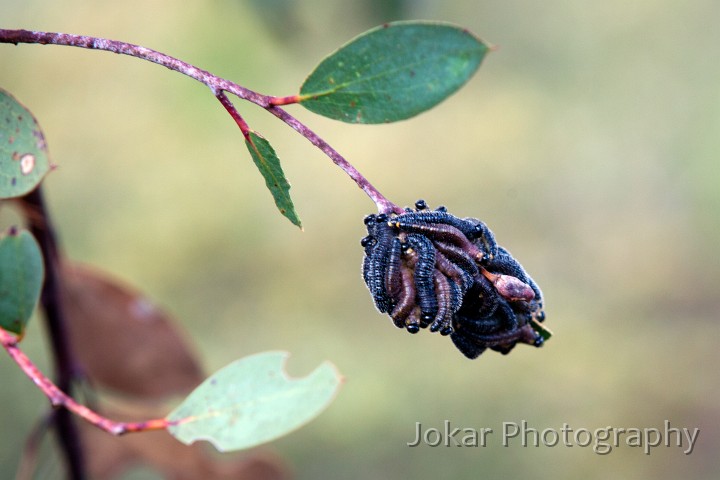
(167, 351), (342, 452)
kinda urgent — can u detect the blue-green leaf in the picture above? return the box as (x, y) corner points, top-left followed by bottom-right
(0, 88), (52, 198)
(299, 21), (489, 124)
(0, 227), (44, 337)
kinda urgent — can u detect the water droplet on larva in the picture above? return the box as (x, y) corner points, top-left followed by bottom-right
(20, 154), (35, 175)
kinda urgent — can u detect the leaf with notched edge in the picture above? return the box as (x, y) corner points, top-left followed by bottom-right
(60, 262), (204, 398)
(168, 351), (342, 452)
(0, 88), (52, 198)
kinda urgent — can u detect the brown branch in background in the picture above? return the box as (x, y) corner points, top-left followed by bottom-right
(15, 414), (52, 480)
(0, 327), (173, 436)
(19, 187), (87, 480)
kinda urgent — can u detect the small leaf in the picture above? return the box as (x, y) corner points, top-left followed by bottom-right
(244, 131), (301, 228)
(299, 21), (489, 124)
(60, 262), (205, 398)
(531, 319), (553, 342)
(0, 227), (43, 336)
(167, 351), (342, 452)
(0, 88), (52, 198)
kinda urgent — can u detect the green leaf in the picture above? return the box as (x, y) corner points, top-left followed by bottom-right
(530, 319), (553, 342)
(244, 131), (301, 228)
(0, 228), (44, 337)
(0, 88), (52, 198)
(166, 351), (342, 452)
(299, 21), (489, 124)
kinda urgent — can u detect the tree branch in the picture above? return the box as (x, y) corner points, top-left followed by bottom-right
(0, 29), (269, 105)
(20, 187), (86, 480)
(268, 106), (404, 214)
(0, 28), (402, 214)
(0, 327), (173, 436)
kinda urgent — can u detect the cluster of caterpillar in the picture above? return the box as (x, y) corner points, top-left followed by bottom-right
(361, 200), (548, 359)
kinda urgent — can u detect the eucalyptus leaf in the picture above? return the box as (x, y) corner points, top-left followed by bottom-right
(245, 131), (301, 228)
(300, 21), (489, 124)
(167, 351), (342, 452)
(0, 88), (51, 198)
(0, 228), (44, 337)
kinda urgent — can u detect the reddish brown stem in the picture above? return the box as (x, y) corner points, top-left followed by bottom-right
(215, 90), (251, 139)
(0, 327), (173, 436)
(0, 28), (402, 214)
(268, 94), (303, 106)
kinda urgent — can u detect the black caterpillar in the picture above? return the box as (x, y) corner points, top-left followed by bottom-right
(361, 200), (549, 359)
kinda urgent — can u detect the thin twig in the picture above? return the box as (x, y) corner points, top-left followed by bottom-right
(268, 106), (404, 214)
(0, 29), (269, 105)
(0, 327), (173, 436)
(0, 28), (402, 213)
(215, 90), (251, 140)
(15, 414), (52, 480)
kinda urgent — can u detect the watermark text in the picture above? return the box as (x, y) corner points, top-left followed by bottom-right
(407, 420), (699, 455)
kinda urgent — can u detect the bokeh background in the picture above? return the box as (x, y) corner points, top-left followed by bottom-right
(1, 0), (719, 478)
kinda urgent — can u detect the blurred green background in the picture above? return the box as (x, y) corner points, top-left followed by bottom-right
(1, 0), (719, 478)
